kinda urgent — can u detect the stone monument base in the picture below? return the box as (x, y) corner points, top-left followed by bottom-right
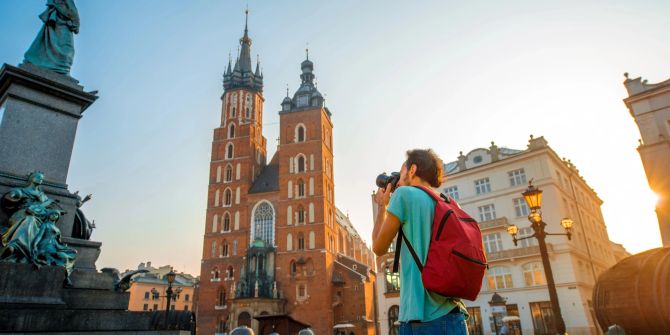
(0, 263), (189, 334)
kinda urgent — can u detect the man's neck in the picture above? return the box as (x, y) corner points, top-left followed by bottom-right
(409, 179), (433, 189)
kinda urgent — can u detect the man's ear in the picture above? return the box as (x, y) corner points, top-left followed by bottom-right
(409, 164), (417, 177)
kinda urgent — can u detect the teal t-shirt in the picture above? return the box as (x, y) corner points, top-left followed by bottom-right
(387, 186), (466, 322)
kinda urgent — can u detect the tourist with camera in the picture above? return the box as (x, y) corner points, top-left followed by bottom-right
(372, 149), (470, 335)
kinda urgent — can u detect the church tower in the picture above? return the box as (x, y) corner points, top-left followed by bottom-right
(199, 11), (267, 333)
(274, 52), (337, 332)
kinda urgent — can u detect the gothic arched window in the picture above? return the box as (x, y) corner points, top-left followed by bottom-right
(224, 189), (232, 206)
(389, 305), (400, 335)
(298, 232), (305, 250)
(252, 201), (275, 245)
(229, 123), (235, 139)
(297, 155), (306, 172)
(297, 179), (305, 197)
(297, 205), (305, 224)
(296, 125), (306, 142)
(227, 265), (234, 279)
(226, 143), (234, 160)
(223, 213), (231, 232)
(225, 164), (233, 182)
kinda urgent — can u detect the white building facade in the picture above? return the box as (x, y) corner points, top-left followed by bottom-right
(374, 136), (621, 335)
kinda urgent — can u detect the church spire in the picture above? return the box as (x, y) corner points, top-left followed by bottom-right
(238, 8), (253, 74)
(224, 9), (262, 92)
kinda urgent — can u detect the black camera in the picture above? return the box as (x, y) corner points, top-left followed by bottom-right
(376, 172), (400, 192)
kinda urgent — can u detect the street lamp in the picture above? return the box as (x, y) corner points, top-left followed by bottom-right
(506, 181), (573, 335)
(151, 270), (183, 329)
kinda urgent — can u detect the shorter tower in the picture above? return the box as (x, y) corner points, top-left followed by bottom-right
(624, 74), (670, 246)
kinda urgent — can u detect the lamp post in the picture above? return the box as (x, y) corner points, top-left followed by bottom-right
(151, 270), (183, 329)
(506, 181), (573, 335)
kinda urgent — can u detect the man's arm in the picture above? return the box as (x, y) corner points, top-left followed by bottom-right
(372, 185), (401, 256)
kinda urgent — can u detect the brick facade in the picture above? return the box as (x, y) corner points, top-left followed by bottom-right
(197, 17), (376, 335)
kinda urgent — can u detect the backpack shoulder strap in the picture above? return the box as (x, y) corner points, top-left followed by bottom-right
(411, 185), (451, 204)
(392, 226), (424, 273)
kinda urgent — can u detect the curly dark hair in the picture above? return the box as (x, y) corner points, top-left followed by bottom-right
(405, 149), (444, 187)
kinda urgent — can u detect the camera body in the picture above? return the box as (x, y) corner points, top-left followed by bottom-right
(376, 172), (400, 192)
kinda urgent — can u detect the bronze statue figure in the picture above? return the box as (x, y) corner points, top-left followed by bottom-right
(0, 172), (77, 283)
(23, 0), (80, 75)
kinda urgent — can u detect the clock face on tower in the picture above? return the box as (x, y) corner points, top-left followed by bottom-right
(297, 95), (309, 107)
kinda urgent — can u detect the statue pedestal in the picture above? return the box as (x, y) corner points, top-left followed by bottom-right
(0, 63), (96, 188)
(0, 263), (190, 334)
(0, 63), (101, 271)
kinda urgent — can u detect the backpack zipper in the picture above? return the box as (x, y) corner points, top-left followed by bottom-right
(452, 249), (487, 267)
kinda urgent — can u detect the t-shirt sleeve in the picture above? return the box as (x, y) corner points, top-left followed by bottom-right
(387, 187), (408, 224)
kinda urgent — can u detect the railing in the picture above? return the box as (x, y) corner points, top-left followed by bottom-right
(486, 243), (553, 262)
(479, 217), (509, 230)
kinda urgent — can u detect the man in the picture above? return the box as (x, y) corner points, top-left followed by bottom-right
(373, 149), (468, 335)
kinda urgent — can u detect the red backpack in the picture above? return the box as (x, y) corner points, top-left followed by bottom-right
(393, 186), (487, 301)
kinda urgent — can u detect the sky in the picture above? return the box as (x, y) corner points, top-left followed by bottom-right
(1, 0), (668, 276)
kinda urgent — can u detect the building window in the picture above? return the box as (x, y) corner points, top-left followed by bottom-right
(222, 241), (229, 257)
(229, 123), (235, 138)
(388, 305), (400, 335)
(218, 287), (226, 305)
(224, 189), (232, 206)
(233, 239), (238, 255)
(297, 179), (305, 197)
(530, 302), (557, 334)
(483, 233), (503, 254)
(297, 232), (305, 250)
(184, 305), (189, 311)
(297, 155), (306, 172)
(487, 266), (513, 290)
(478, 204), (496, 222)
(474, 178), (491, 195)
(518, 227), (537, 247)
(144, 291), (150, 300)
(211, 241), (217, 258)
(523, 262), (546, 286)
(227, 265), (234, 279)
(508, 168), (527, 186)
(153, 304), (158, 311)
(253, 201), (275, 245)
(290, 260), (297, 275)
(297, 284), (307, 299)
(444, 186), (459, 200)
(297, 205), (305, 224)
(223, 213), (231, 232)
(296, 125), (306, 142)
(225, 165), (233, 182)
(143, 303), (148, 311)
(226, 143), (234, 159)
(185, 294), (190, 302)
(513, 198), (529, 217)
(384, 266), (400, 293)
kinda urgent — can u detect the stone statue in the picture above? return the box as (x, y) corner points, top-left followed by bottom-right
(23, 0), (80, 75)
(72, 191), (95, 240)
(101, 268), (149, 292)
(0, 172), (77, 283)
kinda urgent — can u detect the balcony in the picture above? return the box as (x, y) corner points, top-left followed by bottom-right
(479, 217), (509, 231)
(486, 243), (553, 262)
(214, 304), (227, 310)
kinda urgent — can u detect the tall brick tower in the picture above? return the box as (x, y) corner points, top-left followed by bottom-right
(198, 13), (377, 335)
(198, 11), (267, 333)
(274, 50), (336, 332)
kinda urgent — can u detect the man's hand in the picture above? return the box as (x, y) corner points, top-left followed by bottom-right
(374, 184), (392, 209)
